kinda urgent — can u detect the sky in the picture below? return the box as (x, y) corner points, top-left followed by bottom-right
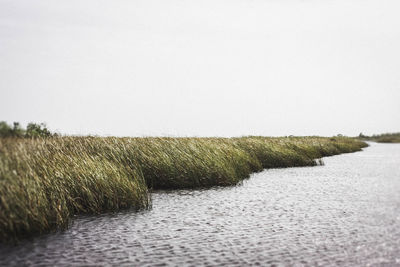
(1, 0), (399, 137)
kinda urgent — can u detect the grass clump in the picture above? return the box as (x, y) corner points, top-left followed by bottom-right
(0, 137), (150, 242)
(0, 136), (367, 241)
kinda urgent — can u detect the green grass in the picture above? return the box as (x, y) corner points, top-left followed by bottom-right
(359, 132), (400, 143)
(0, 136), (367, 241)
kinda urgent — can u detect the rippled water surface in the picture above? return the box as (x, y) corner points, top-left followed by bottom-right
(1, 143), (400, 266)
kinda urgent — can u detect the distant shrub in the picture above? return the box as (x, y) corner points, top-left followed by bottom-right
(0, 121), (13, 137)
(0, 121), (54, 138)
(26, 123), (52, 138)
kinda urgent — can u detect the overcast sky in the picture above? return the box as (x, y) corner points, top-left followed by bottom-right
(1, 0), (399, 137)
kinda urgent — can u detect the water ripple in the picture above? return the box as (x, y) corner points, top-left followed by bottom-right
(1, 143), (400, 266)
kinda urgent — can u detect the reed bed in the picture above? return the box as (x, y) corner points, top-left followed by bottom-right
(0, 136), (367, 241)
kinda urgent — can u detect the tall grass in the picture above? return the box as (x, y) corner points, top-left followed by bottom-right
(0, 136), (367, 241)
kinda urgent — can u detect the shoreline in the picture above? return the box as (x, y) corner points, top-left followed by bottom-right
(0, 136), (367, 241)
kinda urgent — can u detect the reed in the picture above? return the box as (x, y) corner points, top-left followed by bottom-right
(0, 136), (367, 241)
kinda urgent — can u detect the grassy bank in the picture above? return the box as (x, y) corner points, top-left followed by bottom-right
(0, 136), (367, 241)
(359, 133), (400, 143)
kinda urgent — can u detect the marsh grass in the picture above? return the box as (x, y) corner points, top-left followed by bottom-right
(359, 133), (400, 143)
(0, 136), (367, 241)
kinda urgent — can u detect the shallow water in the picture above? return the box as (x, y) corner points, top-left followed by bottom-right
(1, 143), (400, 266)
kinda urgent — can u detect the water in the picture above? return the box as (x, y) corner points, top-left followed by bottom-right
(1, 143), (400, 266)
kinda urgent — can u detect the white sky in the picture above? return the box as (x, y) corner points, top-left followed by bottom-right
(1, 0), (399, 137)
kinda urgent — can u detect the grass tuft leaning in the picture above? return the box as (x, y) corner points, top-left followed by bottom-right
(0, 136), (367, 241)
